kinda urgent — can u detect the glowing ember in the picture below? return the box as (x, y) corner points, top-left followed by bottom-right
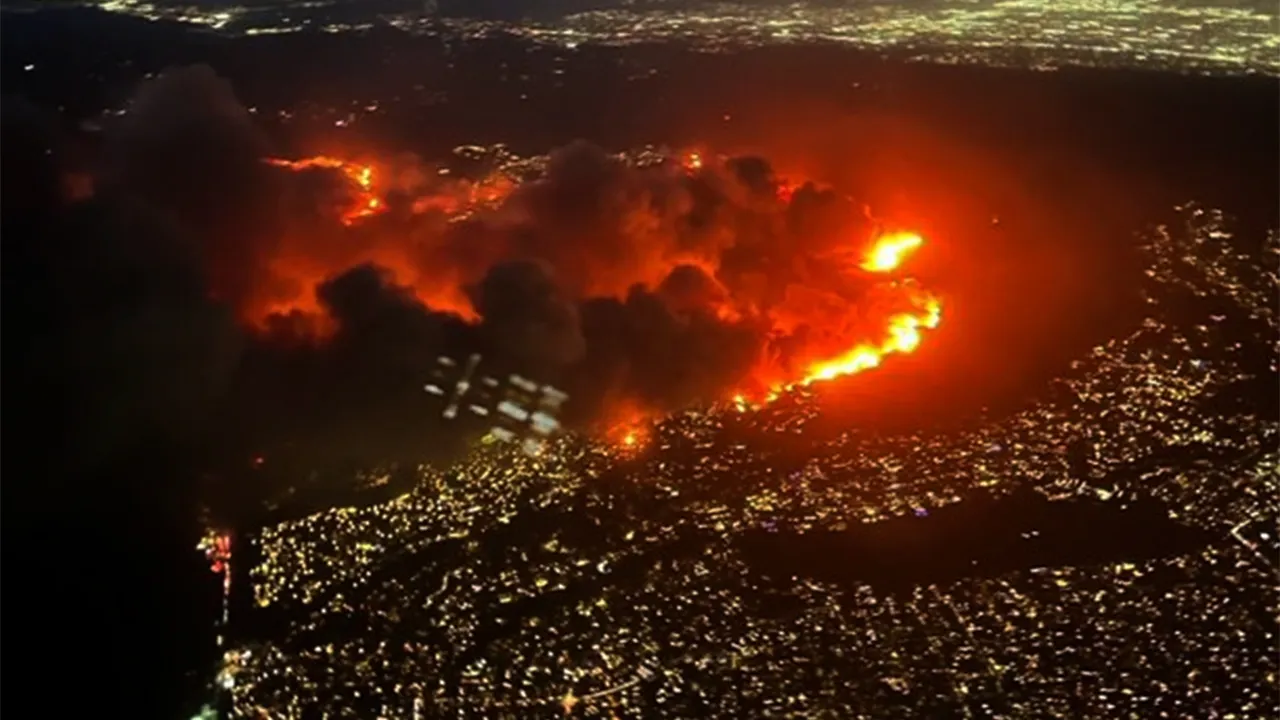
(860, 231), (923, 273)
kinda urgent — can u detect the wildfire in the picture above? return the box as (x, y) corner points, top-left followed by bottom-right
(733, 229), (941, 409)
(799, 294), (942, 383)
(607, 229), (942, 443)
(603, 425), (648, 454)
(265, 156), (385, 225)
(608, 419), (649, 452)
(860, 231), (923, 273)
(795, 232), (939, 383)
(602, 401), (655, 452)
(262, 150), (944, 449)
(198, 530), (232, 576)
(255, 154), (487, 327)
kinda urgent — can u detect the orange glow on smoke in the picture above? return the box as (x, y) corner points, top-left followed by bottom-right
(798, 231), (938, 383)
(799, 293), (941, 384)
(265, 156), (386, 226)
(608, 423), (649, 453)
(732, 230), (941, 410)
(607, 230), (942, 443)
(255, 155), (493, 330)
(262, 151), (944, 444)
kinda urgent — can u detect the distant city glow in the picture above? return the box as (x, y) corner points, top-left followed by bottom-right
(88, 0), (1280, 75)
(231, 204), (1278, 716)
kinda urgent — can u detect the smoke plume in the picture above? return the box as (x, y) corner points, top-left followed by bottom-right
(9, 65), (941, 477)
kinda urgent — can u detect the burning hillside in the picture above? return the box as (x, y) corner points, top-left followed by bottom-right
(45, 65), (946, 462)
(255, 147), (942, 420)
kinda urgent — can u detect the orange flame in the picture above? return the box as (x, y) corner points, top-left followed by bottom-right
(257, 155), (492, 329)
(732, 230), (941, 409)
(265, 151), (944, 444)
(799, 294), (941, 384)
(265, 156), (385, 226)
(607, 423), (650, 453)
(796, 229), (938, 382)
(860, 231), (923, 272)
(602, 400), (655, 451)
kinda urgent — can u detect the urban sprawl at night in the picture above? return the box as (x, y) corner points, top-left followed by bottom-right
(225, 204), (1279, 718)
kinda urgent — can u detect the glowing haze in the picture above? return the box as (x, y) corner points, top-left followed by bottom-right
(261, 151), (943, 427)
(88, 64), (950, 451)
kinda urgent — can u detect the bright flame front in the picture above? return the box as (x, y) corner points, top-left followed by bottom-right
(753, 229), (941, 402)
(860, 231), (923, 273)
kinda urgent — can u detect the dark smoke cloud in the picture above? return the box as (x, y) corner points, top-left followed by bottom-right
(568, 286), (764, 423)
(451, 140), (723, 299)
(2, 73), (258, 720)
(10, 198), (244, 481)
(658, 263), (730, 315)
(7, 64), (901, 492)
(470, 260), (587, 370)
(228, 264), (473, 469)
(103, 64), (284, 310)
(1, 95), (62, 215)
(5, 79), (245, 487)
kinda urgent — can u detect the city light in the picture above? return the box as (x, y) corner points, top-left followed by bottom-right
(230, 204), (1278, 717)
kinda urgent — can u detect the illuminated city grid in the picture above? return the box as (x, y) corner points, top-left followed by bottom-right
(225, 203), (1279, 717)
(87, 0), (1280, 75)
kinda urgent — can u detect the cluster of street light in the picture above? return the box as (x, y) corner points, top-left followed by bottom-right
(231, 204), (1277, 718)
(95, 0), (1280, 75)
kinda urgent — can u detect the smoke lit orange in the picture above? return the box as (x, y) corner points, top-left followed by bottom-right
(799, 294), (941, 383)
(265, 156), (385, 225)
(732, 230), (941, 411)
(800, 231), (938, 382)
(259, 149), (944, 445)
